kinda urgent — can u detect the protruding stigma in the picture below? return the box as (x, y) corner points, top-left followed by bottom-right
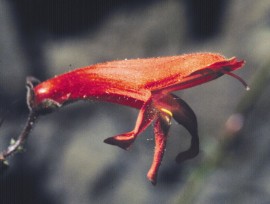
(223, 71), (250, 91)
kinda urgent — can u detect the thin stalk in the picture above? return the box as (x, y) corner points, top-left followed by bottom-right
(0, 111), (38, 161)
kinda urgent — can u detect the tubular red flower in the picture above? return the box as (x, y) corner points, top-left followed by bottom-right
(0, 52), (247, 185)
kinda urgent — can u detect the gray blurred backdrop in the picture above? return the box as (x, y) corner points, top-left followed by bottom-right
(0, 0), (269, 204)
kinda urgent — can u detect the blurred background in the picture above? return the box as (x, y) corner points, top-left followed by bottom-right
(0, 0), (270, 203)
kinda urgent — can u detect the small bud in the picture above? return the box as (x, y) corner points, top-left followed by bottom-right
(3, 160), (9, 166)
(10, 138), (16, 145)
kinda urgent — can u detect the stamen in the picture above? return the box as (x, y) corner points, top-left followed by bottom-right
(160, 108), (173, 117)
(222, 71), (250, 91)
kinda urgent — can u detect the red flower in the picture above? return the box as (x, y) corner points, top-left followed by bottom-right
(1, 53), (247, 185)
